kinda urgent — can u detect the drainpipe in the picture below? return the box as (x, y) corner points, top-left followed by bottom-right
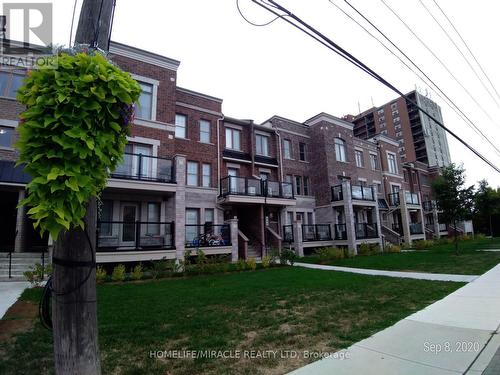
(217, 113), (224, 223)
(273, 122), (284, 181)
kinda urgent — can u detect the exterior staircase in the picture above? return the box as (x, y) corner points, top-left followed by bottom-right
(0, 252), (50, 281)
(381, 225), (402, 246)
(246, 244), (262, 261)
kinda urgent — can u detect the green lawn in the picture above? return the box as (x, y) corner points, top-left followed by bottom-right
(0, 267), (462, 375)
(300, 238), (500, 275)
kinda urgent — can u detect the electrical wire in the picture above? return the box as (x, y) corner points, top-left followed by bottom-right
(379, 0), (500, 131)
(431, 0), (500, 103)
(92, 0), (105, 48)
(330, 0), (500, 157)
(68, 0), (78, 47)
(236, 0), (283, 27)
(248, 0), (500, 173)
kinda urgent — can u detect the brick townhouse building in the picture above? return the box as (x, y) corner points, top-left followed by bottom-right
(0, 41), (455, 265)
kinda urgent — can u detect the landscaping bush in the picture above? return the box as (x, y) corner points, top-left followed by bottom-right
(384, 243), (401, 253)
(236, 259), (246, 271)
(414, 240), (434, 250)
(246, 257), (257, 271)
(24, 263), (52, 287)
(475, 233), (486, 240)
(459, 234), (471, 241)
(111, 264), (126, 282)
(96, 266), (107, 284)
(315, 247), (345, 262)
(358, 242), (381, 256)
(261, 255), (271, 268)
(130, 264), (143, 281)
(280, 249), (297, 265)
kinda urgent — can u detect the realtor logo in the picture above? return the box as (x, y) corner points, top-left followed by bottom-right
(2, 2), (53, 55)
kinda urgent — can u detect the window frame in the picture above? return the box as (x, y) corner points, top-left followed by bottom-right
(146, 202), (161, 235)
(202, 163), (211, 187)
(387, 152), (398, 174)
(0, 70), (25, 99)
(175, 114), (188, 139)
(334, 138), (347, 162)
(295, 175), (302, 195)
(298, 142), (307, 161)
(199, 119), (211, 143)
(355, 149), (364, 168)
(225, 127), (241, 151)
(255, 134), (270, 156)
(0, 125), (15, 149)
(186, 161), (199, 186)
(369, 153), (379, 170)
(283, 139), (292, 159)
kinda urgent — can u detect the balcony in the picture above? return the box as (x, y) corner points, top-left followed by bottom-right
(405, 192), (419, 205)
(185, 224), (231, 248)
(97, 221), (174, 251)
(302, 224), (332, 242)
(355, 223), (378, 239)
(111, 153), (175, 183)
(283, 225), (294, 243)
(331, 184), (375, 202)
(331, 185), (344, 201)
(409, 222), (424, 235)
(422, 200), (436, 211)
(439, 223), (447, 232)
(219, 176), (294, 204)
(334, 224), (347, 240)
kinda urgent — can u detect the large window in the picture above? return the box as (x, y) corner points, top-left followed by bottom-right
(334, 138), (346, 162)
(137, 82), (153, 120)
(185, 208), (200, 243)
(225, 127), (241, 150)
(200, 120), (211, 143)
(299, 143), (307, 161)
(370, 154), (379, 170)
(175, 114), (187, 138)
(255, 134), (269, 156)
(146, 202), (160, 235)
(0, 71), (24, 98)
(0, 126), (14, 148)
(387, 153), (398, 174)
(303, 176), (310, 195)
(187, 161), (198, 186)
(204, 209), (214, 224)
(202, 163), (211, 187)
(355, 150), (364, 167)
(295, 176), (302, 195)
(283, 139), (292, 159)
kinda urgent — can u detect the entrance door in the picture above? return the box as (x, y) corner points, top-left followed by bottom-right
(121, 203), (139, 246)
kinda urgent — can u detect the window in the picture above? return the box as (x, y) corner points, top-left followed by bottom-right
(307, 212), (313, 225)
(355, 150), (364, 167)
(295, 176), (302, 195)
(204, 208), (214, 224)
(299, 143), (307, 161)
(147, 202), (160, 235)
(202, 163), (211, 187)
(334, 138), (346, 162)
(255, 134), (269, 156)
(187, 161), (198, 186)
(175, 114), (187, 138)
(387, 153), (398, 174)
(0, 71), (24, 98)
(185, 208), (200, 243)
(99, 200), (113, 236)
(0, 126), (14, 148)
(283, 139), (292, 159)
(137, 82), (153, 120)
(199, 120), (211, 143)
(303, 176), (310, 195)
(370, 154), (378, 170)
(225, 127), (241, 150)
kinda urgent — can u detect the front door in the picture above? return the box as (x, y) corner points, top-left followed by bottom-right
(121, 203), (139, 246)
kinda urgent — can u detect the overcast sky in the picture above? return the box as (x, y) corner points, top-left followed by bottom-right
(17, 0), (500, 187)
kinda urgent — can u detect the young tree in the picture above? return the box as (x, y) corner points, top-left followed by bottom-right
(474, 180), (500, 236)
(432, 164), (474, 254)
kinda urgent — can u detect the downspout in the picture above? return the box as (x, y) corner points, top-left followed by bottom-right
(273, 122), (284, 181)
(217, 113), (224, 223)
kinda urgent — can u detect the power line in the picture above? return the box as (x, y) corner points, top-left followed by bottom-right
(236, 0), (283, 27)
(329, 0), (500, 157)
(248, 0), (500, 173)
(379, 0), (500, 131)
(431, 0), (500, 103)
(417, 0), (500, 109)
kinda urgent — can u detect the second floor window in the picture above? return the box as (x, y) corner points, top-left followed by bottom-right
(187, 161), (198, 186)
(200, 120), (211, 143)
(0, 126), (14, 148)
(137, 82), (153, 120)
(303, 176), (310, 195)
(355, 150), (364, 167)
(299, 143), (306, 161)
(334, 138), (346, 162)
(295, 176), (302, 195)
(255, 134), (269, 156)
(202, 163), (211, 187)
(370, 154), (379, 170)
(388, 153), (398, 174)
(283, 139), (292, 159)
(175, 114), (187, 138)
(225, 127), (241, 150)
(0, 70), (24, 99)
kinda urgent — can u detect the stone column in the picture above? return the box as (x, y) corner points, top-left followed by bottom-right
(417, 192), (425, 237)
(342, 180), (357, 255)
(433, 207), (440, 239)
(174, 155), (186, 262)
(292, 219), (304, 257)
(227, 218), (239, 262)
(372, 184), (383, 249)
(14, 189), (27, 253)
(400, 190), (411, 245)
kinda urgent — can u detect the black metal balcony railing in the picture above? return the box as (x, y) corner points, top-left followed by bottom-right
(388, 193), (400, 206)
(409, 222), (424, 235)
(422, 200), (436, 211)
(185, 224), (231, 248)
(111, 153), (175, 183)
(392, 223), (403, 235)
(355, 223), (378, 239)
(97, 221), (175, 251)
(331, 185), (343, 201)
(405, 192), (420, 205)
(351, 185), (375, 201)
(438, 223), (447, 232)
(334, 224), (347, 240)
(283, 225), (294, 243)
(302, 224), (332, 242)
(219, 176), (294, 199)
(425, 223), (434, 232)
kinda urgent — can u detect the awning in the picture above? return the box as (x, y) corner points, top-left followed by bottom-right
(0, 160), (31, 184)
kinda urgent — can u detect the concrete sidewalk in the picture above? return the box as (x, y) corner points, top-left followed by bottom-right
(289, 264), (500, 375)
(0, 281), (30, 319)
(294, 262), (478, 282)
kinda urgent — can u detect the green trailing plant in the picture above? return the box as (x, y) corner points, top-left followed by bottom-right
(96, 266), (107, 284)
(15, 52), (141, 239)
(130, 264), (143, 281)
(111, 264), (126, 282)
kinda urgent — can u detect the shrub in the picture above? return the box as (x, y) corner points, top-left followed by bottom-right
(111, 264), (126, 282)
(269, 249), (279, 266)
(384, 243), (401, 253)
(280, 249), (297, 265)
(246, 257), (257, 271)
(459, 234), (471, 241)
(236, 259), (246, 271)
(414, 240), (434, 250)
(24, 263), (52, 287)
(96, 266), (107, 284)
(358, 242), (381, 256)
(261, 255), (271, 268)
(130, 264), (143, 281)
(315, 247), (344, 262)
(475, 233), (486, 240)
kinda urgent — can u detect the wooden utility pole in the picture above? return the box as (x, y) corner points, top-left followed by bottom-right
(52, 1), (115, 374)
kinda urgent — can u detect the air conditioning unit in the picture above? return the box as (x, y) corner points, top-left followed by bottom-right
(248, 186), (257, 195)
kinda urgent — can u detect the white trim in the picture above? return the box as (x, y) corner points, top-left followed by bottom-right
(358, 178), (367, 182)
(354, 146), (364, 152)
(131, 73), (158, 122)
(255, 129), (272, 136)
(371, 134), (399, 147)
(0, 146), (15, 151)
(0, 119), (18, 127)
(254, 161), (278, 168)
(134, 118), (174, 132)
(130, 73), (159, 86)
(226, 163), (241, 169)
(385, 150), (399, 175)
(383, 172), (404, 179)
(305, 113), (354, 130)
(373, 180), (382, 184)
(276, 128), (310, 138)
(222, 157), (252, 164)
(177, 87), (223, 103)
(126, 136), (160, 156)
(258, 167), (272, 174)
(224, 123), (243, 131)
(0, 181), (26, 187)
(175, 102), (223, 117)
(109, 41), (180, 71)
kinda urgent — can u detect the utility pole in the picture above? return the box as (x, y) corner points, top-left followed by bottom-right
(51, 1), (115, 374)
